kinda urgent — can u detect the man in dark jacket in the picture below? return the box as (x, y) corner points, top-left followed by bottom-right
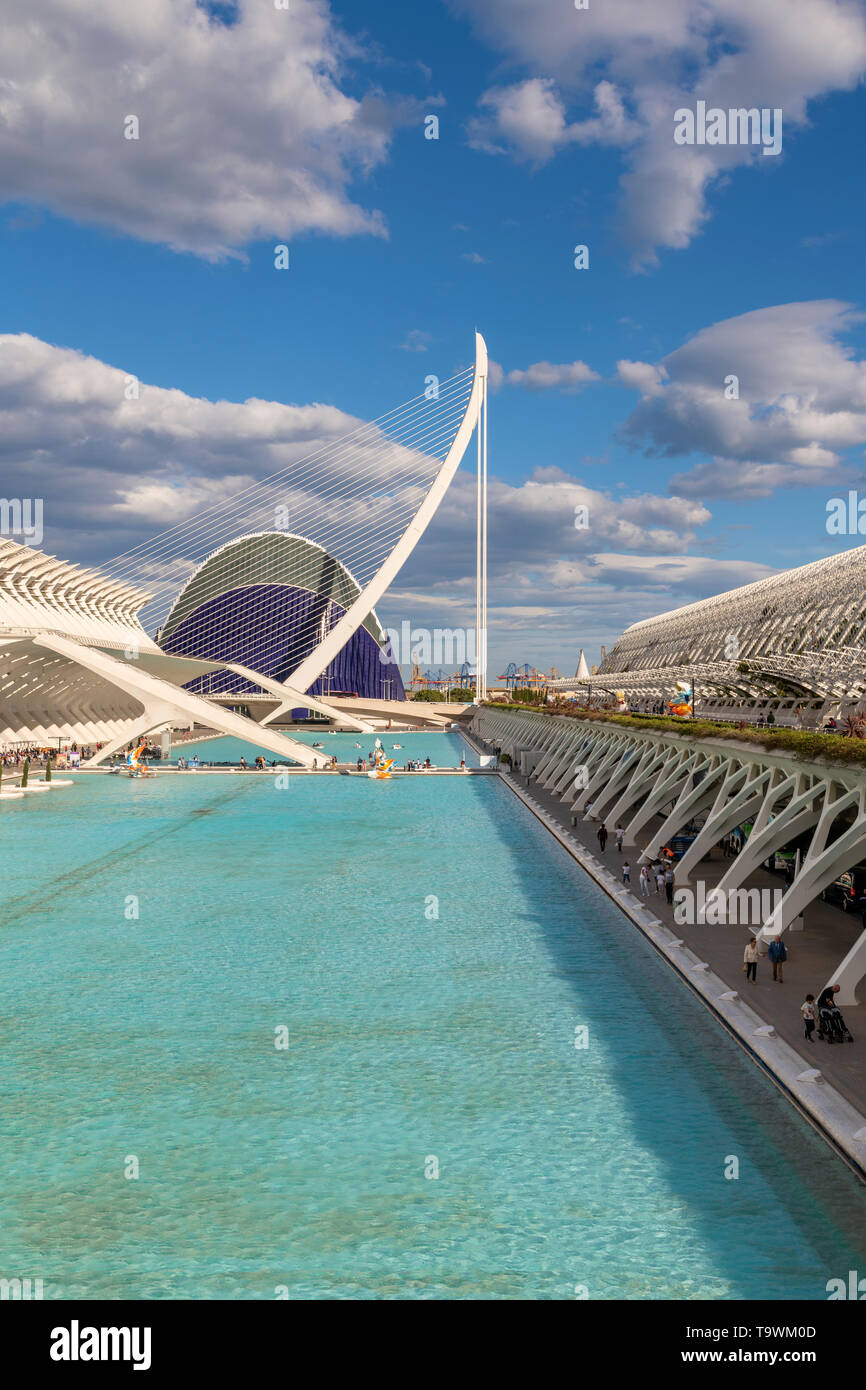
(768, 935), (787, 982)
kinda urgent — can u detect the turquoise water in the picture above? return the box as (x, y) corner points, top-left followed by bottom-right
(1, 765), (865, 1300)
(168, 729), (479, 767)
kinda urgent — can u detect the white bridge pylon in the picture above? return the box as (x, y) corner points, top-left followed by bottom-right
(283, 331), (489, 700)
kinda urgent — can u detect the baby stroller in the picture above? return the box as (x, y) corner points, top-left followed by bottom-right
(817, 1003), (854, 1044)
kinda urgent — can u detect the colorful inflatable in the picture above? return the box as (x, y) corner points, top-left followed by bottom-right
(667, 681), (694, 718)
(126, 740), (148, 777)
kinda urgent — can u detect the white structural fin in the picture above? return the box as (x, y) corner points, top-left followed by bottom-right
(286, 332), (488, 694)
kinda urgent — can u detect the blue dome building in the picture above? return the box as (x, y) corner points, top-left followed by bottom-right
(158, 532), (405, 705)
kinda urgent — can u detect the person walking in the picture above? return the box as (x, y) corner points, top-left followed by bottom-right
(615, 823), (624, 853)
(743, 937), (758, 983)
(801, 994), (817, 1043)
(597, 824), (608, 852)
(768, 934), (787, 982)
(664, 864), (674, 905)
(639, 864), (651, 897)
(622, 861), (630, 886)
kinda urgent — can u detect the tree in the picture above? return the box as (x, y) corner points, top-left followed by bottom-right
(512, 687), (546, 706)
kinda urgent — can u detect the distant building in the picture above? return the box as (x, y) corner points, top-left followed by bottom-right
(550, 544), (866, 722)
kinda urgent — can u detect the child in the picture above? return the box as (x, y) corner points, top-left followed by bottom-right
(622, 861), (630, 885)
(801, 994), (817, 1043)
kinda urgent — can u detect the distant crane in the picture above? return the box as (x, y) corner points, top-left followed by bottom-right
(409, 663), (433, 691)
(455, 661), (475, 688)
(498, 662), (548, 691)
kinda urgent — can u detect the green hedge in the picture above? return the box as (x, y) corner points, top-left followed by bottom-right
(483, 703), (866, 767)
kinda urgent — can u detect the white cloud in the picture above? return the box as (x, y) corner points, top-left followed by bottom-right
(616, 360), (668, 396)
(452, 0), (866, 264)
(0, 0), (407, 258)
(616, 301), (866, 497)
(489, 358), (600, 392)
(0, 332), (379, 554)
(399, 330), (432, 353)
(468, 77), (638, 164)
(398, 465), (711, 599)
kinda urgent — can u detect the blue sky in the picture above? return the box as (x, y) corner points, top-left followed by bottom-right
(2, 0), (866, 677)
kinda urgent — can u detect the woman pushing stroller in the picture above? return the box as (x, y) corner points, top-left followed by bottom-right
(815, 985), (854, 1044)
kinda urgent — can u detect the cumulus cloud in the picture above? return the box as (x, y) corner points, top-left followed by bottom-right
(467, 77), (637, 164)
(0, 0), (410, 258)
(452, 0), (866, 265)
(0, 332), (383, 560)
(395, 465), (711, 612)
(616, 301), (866, 498)
(489, 359), (600, 392)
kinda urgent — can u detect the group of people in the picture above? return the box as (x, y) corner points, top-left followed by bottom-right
(2, 746), (51, 767)
(801, 985), (854, 1045)
(594, 820), (676, 903)
(742, 938), (855, 1046)
(631, 859), (675, 903)
(742, 934), (787, 982)
(350, 754), (434, 771)
(2, 742), (99, 767)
